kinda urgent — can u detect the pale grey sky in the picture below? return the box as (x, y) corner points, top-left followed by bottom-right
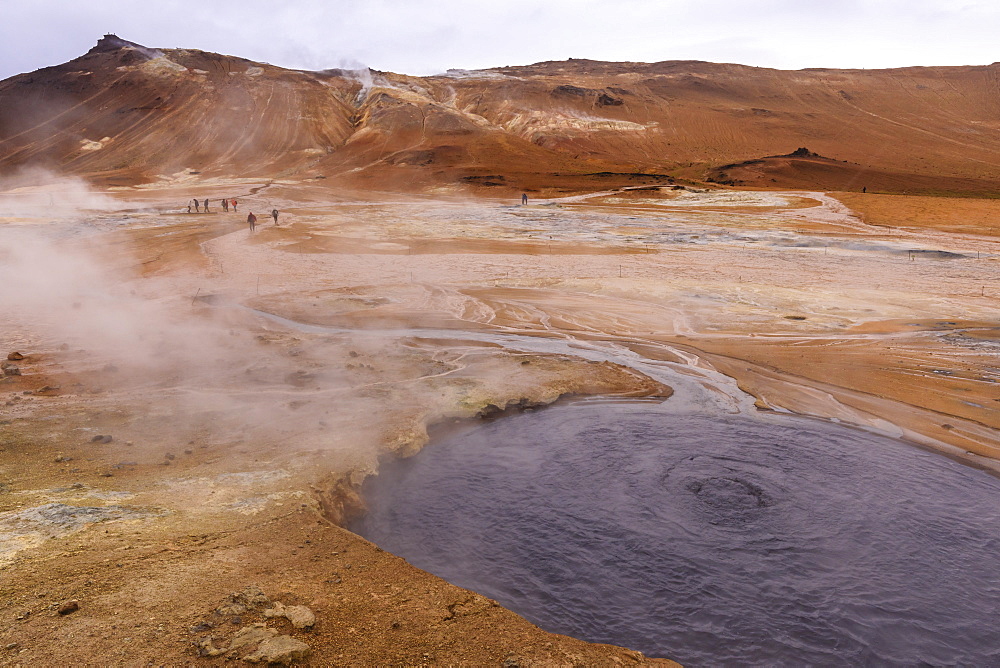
(2, 0), (999, 81)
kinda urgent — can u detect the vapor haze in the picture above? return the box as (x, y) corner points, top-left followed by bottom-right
(0, 168), (117, 216)
(2, 1), (999, 82)
(0, 173), (357, 448)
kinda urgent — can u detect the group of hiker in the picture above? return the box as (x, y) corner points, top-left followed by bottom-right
(186, 197), (279, 232)
(188, 198), (238, 213)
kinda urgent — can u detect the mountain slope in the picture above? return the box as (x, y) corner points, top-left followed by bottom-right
(2, 35), (999, 194)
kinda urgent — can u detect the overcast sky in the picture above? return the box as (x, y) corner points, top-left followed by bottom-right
(2, 0), (999, 81)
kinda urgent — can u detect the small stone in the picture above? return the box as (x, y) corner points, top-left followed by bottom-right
(57, 600), (80, 615)
(165, 453), (175, 460)
(4, 642), (18, 651)
(244, 635), (310, 665)
(2, 363), (21, 376)
(6, 352), (24, 361)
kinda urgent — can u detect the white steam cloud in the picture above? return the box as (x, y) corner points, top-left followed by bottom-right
(0, 167), (117, 217)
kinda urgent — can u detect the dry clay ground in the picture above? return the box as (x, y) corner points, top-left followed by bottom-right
(2, 181), (1000, 666)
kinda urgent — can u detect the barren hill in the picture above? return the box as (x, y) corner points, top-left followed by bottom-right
(2, 35), (1000, 195)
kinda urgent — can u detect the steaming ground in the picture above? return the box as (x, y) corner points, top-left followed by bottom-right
(1, 178), (999, 664)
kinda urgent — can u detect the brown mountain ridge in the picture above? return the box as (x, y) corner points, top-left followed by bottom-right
(1, 34), (999, 195)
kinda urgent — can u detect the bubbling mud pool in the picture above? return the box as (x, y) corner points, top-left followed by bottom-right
(352, 404), (1000, 666)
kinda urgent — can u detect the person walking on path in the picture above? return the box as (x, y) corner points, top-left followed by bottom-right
(521, 193), (528, 205)
(232, 199), (238, 213)
(204, 198), (210, 212)
(271, 209), (279, 225)
(187, 203), (192, 213)
(222, 198), (229, 212)
(248, 211), (257, 232)
(193, 198), (200, 213)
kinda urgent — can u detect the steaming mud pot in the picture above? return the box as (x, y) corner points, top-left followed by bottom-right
(354, 403), (1000, 666)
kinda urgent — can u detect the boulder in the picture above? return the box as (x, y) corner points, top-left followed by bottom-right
(6, 352), (24, 361)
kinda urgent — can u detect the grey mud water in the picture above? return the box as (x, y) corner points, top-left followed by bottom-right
(354, 404), (1000, 666)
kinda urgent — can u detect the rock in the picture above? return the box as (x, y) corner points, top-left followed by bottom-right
(216, 586), (270, 616)
(57, 600), (80, 615)
(1, 363), (20, 376)
(216, 601), (248, 617)
(90, 434), (112, 443)
(228, 623), (277, 650)
(195, 636), (228, 657)
(243, 635), (310, 665)
(7, 352), (24, 361)
(264, 602), (316, 629)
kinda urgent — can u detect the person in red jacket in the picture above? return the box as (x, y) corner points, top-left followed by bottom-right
(247, 212), (257, 232)
(232, 199), (238, 213)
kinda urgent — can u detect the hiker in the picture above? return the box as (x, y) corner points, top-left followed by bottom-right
(187, 204), (192, 213)
(193, 198), (200, 212)
(521, 193), (528, 205)
(204, 198), (210, 212)
(862, 186), (867, 193)
(231, 199), (238, 213)
(222, 198), (229, 212)
(271, 209), (279, 225)
(248, 211), (257, 232)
